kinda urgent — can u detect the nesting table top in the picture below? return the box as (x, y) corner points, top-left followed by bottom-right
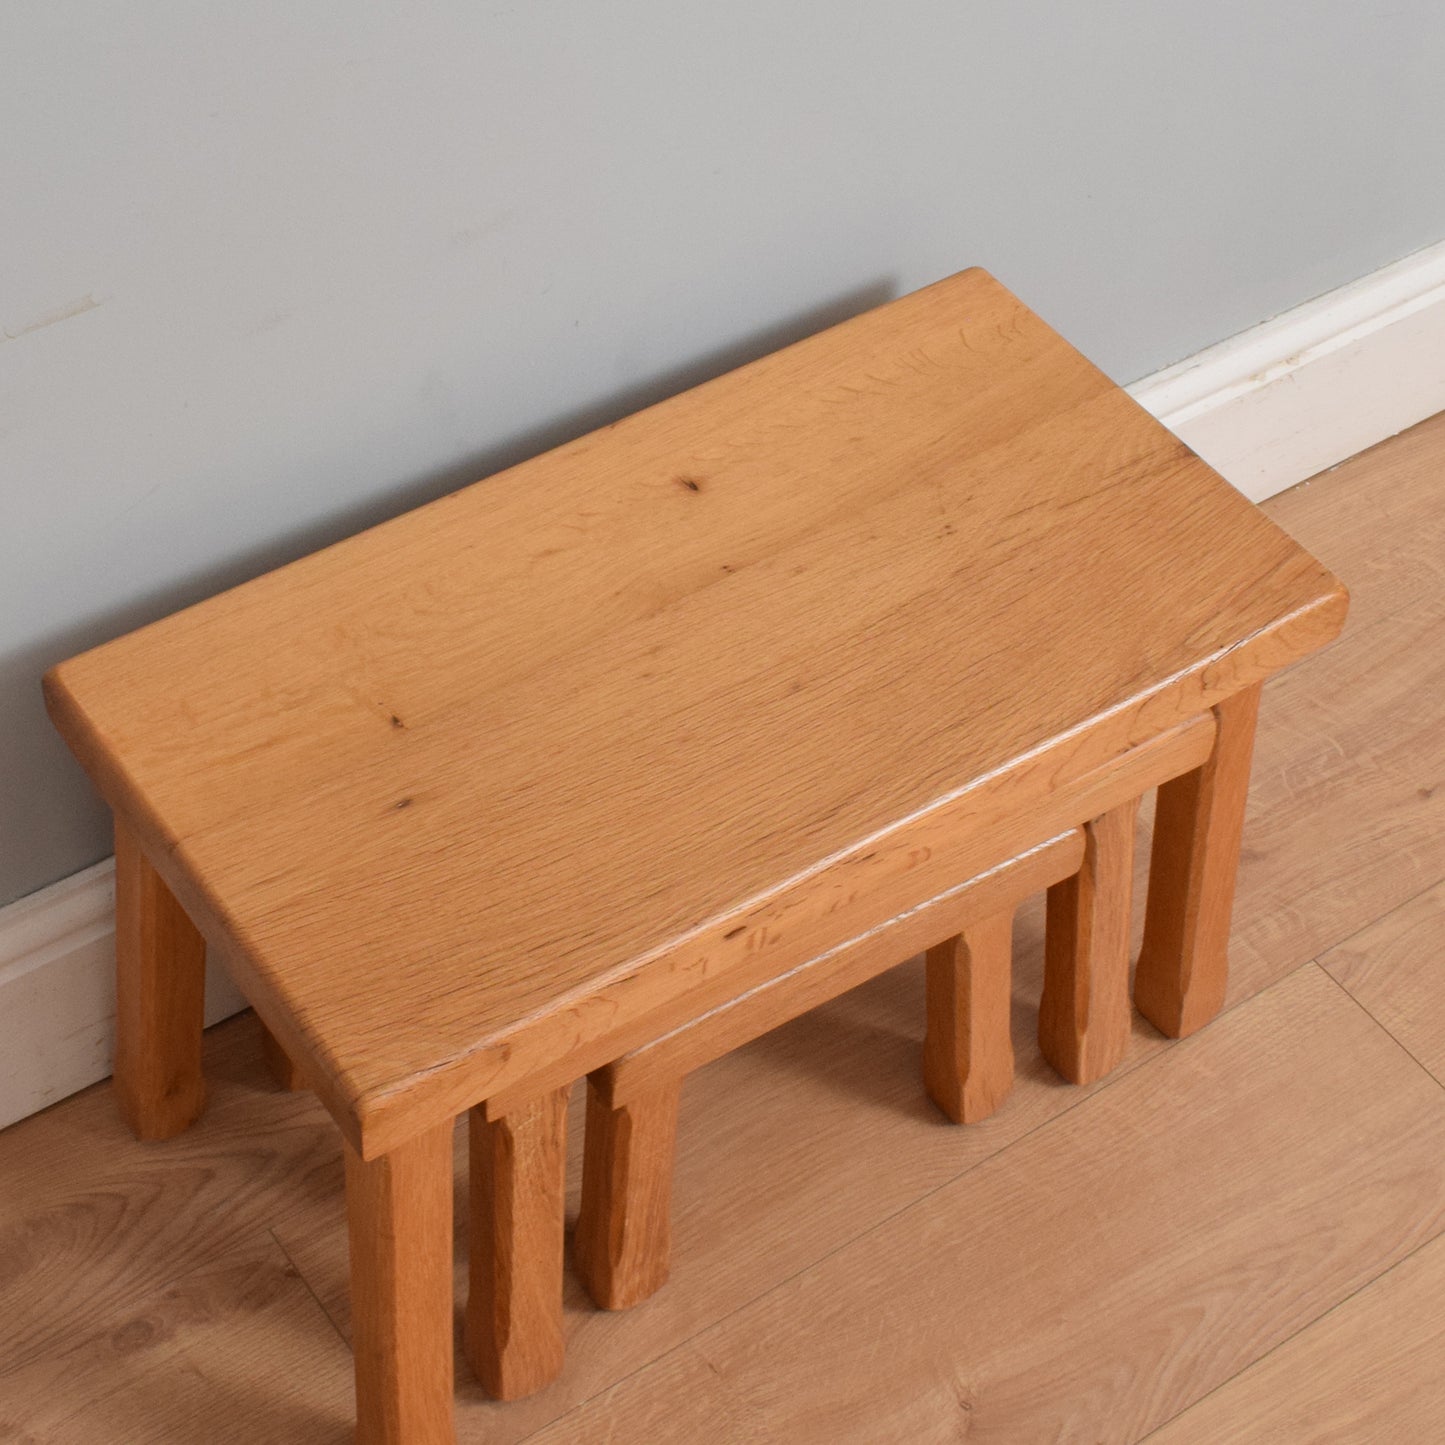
(45, 269), (1347, 1155)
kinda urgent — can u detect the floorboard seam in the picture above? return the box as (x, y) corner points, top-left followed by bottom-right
(1315, 961), (1445, 1092)
(1309, 870), (1445, 967)
(1133, 1221), (1445, 1443)
(269, 1226), (352, 1354)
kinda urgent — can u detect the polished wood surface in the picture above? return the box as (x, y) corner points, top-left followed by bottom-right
(1038, 799), (1139, 1084)
(576, 835), (1079, 1312)
(575, 1077), (683, 1311)
(3, 421), (1439, 1443)
(345, 1122), (455, 1445)
(598, 830), (1082, 1108)
(922, 909), (1017, 1123)
(112, 818), (207, 1141)
(43, 268), (1346, 1156)
(1136, 684), (1262, 1037)
(467, 1090), (570, 1401)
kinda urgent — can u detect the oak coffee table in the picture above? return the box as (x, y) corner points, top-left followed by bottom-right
(43, 269), (1348, 1442)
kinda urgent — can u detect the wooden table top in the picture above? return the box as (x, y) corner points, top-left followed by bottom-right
(45, 269), (1347, 1156)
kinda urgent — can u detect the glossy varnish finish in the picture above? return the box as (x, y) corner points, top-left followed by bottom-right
(42, 269), (1347, 1158)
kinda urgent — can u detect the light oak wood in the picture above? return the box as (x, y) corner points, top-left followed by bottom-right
(345, 1122), (455, 1445)
(1322, 875), (1445, 1086)
(1136, 685), (1262, 1037)
(0, 1235), (355, 1445)
(483, 716), (1212, 1123)
(1038, 799), (1139, 1084)
(923, 909), (1017, 1123)
(42, 268), (1346, 1158)
(525, 967), (1445, 1444)
(575, 1076), (683, 1311)
(261, 1021), (309, 1091)
(595, 830), (1082, 1111)
(112, 818), (207, 1141)
(466, 1088), (569, 1401)
(573, 834), (1081, 1312)
(1, 428), (1434, 1445)
(1150, 1230), (1445, 1443)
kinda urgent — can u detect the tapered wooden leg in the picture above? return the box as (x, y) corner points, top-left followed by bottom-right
(1135, 684), (1262, 1038)
(1038, 798), (1139, 1085)
(345, 1123), (456, 1445)
(575, 1074), (682, 1310)
(113, 818), (207, 1140)
(466, 1087), (569, 1400)
(260, 1022), (308, 1091)
(923, 909), (1016, 1123)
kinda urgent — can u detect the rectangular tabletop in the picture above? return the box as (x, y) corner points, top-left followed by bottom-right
(45, 269), (1347, 1155)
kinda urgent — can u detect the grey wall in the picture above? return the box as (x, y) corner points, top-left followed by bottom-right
(3, 3), (1444, 907)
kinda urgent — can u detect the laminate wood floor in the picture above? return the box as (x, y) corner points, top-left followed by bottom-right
(4, 413), (1444, 1443)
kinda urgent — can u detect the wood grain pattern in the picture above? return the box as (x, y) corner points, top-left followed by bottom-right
(0, 1236), (355, 1445)
(525, 966), (1445, 1445)
(1039, 799), (1139, 1084)
(1149, 1230), (1445, 1443)
(345, 1122), (455, 1445)
(479, 718), (1209, 1127)
(466, 1089), (569, 1401)
(112, 818), (207, 1141)
(261, 1021), (309, 1091)
(42, 269), (1346, 1156)
(597, 830), (1081, 1110)
(1136, 685), (1262, 1037)
(572, 834), (1080, 1317)
(575, 1076), (683, 1311)
(1322, 876), (1445, 1085)
(922, 910), (1018, 1123)
(1, 429), (1436, 1445)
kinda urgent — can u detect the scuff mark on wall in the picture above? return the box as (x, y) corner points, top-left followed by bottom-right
(2, 293), (106, 343)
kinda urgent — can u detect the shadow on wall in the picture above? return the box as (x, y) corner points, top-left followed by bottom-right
(4, 275), (898, 908)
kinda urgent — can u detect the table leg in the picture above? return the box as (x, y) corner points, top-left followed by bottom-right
(467, 1087), (569, 1400)
(113, 817), (207, 1140)
(1135, 683), (1262, 1038)
(1038, 797), (1139, 1085)
(260, 1022), (308, 1091)
(575, 1074), (682, 1310)
(345, 1123), (456, 1445)
(923, 909), (1016, 1123)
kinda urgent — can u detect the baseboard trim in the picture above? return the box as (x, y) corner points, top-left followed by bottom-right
(1130, 238), (1445, 501)
(4, 240), (1444, 1130)
(0, 857), (246, 1130)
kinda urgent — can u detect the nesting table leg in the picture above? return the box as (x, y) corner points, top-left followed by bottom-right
(112, 818), (208, 1141)
(922, 909), (1017, 1123)
(1038, 798), (1139, 1085)
(1135, 683), (1262, 1038)
(575, 1075), (682, 1310)
(345, 1123), (456, 1445)
(260, 1022), (308, 1091)
(466, 1087), (569, 1400)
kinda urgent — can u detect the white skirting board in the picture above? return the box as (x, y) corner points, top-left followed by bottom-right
(1129, 238), (1445, 501)
(3, 239), (1444, 1132)
(0, 859), (246, 1129)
